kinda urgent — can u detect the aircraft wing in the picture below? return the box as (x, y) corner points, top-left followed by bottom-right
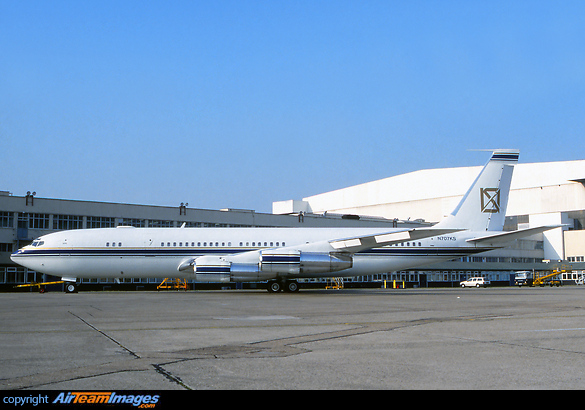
(329, 228), (462, 253)
(466, 225), (563, 246)
(179, 228), (461, 272)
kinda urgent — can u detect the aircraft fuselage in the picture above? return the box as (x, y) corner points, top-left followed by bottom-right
(11, 226), (492, 281)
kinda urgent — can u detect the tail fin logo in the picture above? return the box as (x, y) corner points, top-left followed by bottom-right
(481, 188), (500, 213)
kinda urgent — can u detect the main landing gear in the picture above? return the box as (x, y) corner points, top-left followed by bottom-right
(267, 279), (299, 293)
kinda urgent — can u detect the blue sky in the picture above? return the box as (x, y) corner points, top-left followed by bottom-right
(1, 0), (584, 213)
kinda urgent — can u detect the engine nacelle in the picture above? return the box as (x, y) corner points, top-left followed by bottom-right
(181, 251), (353, 282)
(260, 250), (352, 274)
(192, 255), (231, 283)
(187, 255), (271, 283)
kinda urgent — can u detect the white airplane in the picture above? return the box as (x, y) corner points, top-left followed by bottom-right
(11, 150), (557, 293)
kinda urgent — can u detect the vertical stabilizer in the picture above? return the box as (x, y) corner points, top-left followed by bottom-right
(435, 150), (518, 231)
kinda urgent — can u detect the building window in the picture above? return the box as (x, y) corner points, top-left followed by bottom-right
(120, 218), (145, 227)
(21, 213), (50, 229)
(87, 216), (115, 228)
(53, 214), (83, 230)
(148, 220), (174, 227)
(0, 212), (14, 228)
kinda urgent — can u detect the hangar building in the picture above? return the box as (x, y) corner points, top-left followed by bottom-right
(273, 158), (585, 286)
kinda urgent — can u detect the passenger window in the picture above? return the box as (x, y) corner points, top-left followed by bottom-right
(119, 242), (122, 247)
(161, 242), (164, 246)
(106, 242), (109, 247)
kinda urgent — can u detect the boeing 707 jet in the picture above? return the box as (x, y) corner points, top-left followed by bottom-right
(11, 150), (557, 292)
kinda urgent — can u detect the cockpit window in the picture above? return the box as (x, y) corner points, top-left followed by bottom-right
(31, 239), (44, 247)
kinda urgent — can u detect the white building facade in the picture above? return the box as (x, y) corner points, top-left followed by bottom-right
(274, 159), (585, 286)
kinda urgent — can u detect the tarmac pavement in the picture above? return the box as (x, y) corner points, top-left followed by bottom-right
(2, 286), (585, 390)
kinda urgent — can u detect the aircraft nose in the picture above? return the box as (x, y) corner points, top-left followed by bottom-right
(10, 247), (29, 262)
(10, 249), (23, 262)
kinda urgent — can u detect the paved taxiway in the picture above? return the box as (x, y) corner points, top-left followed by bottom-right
(2, 286), (585, 390)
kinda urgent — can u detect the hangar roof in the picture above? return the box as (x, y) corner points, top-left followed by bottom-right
(274, 159), (585, 222)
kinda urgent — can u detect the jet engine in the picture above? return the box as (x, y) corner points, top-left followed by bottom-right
(181, 251), (353, 283)
(186, 255), (263, 283)
(260, 250), (353, 274)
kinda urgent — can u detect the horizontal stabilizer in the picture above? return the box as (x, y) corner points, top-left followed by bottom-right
(467, 225), (562, 246)
(330, 228), (461, 253)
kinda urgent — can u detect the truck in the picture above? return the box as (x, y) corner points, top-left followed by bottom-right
(514, 271), (532, 287)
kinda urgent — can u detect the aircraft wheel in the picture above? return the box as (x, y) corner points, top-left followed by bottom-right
(284, 280), (299, 293)
(267, 281), (281, 293)
(64, 282), (77, 293)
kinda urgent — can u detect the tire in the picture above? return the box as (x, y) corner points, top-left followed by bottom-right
(267, 281), (281, 293)
(64, 282), (77, 293)
(285, 280), (299, 293)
